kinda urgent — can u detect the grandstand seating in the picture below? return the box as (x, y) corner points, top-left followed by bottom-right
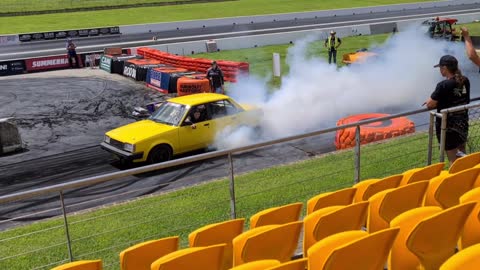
(229, 260), (281, 270)
(265, 258), (307, 270)
(150, 244), (225, 270)
(440, 243), (480, 269)
(367, 181), (429, 233)
(189, 219), (244, 270)
(353, 174), (403, 202)
(400, 162), (445, 185)
(302, 202), (368, 255)
(447, 151), (480, 174)
(308, 227), (399, 270)
(406, 202), (475, 270)
(120, 236), (179, 270)
(50, 152), (480, 270)
(51, 260), (102, 270)
(458, 187), (480, 250)
(423, 168), (480, 208)
(249, 202), (303, 229)
(232, 222), (302, 266)
(306, 187), (356, 214)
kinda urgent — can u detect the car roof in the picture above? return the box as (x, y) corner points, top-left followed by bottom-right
(168, 93), (230, 106)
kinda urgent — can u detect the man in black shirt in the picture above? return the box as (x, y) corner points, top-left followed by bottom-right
(425, 55), (470, 163)
(206, 61), (225, 94)
(324, 31), (342, 65)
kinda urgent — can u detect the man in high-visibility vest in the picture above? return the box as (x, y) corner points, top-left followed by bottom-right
(324, 31), (342, 64)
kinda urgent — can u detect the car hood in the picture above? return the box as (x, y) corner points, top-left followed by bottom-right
(106, 119), (176, 143)
(239, 103), (259, 111)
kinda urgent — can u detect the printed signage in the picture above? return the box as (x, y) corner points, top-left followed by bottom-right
(18, 26), (121, 42)
(25, 55), (71, 71)
(99, 55), (112, 72)
(123, 65), (137, 79)
(0, 60), (26, 76)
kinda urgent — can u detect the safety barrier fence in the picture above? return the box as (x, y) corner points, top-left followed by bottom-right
(1, 99), (480, 269)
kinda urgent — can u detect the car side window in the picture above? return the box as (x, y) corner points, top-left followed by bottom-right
(209, 100), (240, 119)
(182, 105), (211, 126)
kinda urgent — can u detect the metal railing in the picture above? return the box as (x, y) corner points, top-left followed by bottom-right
(1, 98), (480, 269)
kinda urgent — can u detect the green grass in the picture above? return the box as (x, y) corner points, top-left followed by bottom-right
(0, 130), (440, 270)
(2, 21), (480, 269)
(0, 0), (438, 34)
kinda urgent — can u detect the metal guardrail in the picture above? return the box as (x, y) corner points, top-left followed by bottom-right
(2, 98), (480, 269)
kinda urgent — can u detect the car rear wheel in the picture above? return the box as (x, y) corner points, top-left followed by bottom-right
(148, 145), (172, 164)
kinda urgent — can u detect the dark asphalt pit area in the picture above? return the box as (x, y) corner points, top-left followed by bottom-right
(0, 69), (166, 166)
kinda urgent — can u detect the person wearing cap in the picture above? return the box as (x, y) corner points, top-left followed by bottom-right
(66, 38), (78, 68)
(206, 61), (225, 94)
(424, 55), (470, 163)
(324, 30), (342, 65)
(460, 27), (480, 68)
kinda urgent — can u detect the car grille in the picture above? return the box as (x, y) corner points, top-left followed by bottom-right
(109, 138), (124, 149)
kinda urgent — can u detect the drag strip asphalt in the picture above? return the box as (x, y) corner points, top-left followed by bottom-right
(2, 3), (480, 60)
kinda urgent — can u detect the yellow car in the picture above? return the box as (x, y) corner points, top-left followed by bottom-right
(100, 93), (260, 163)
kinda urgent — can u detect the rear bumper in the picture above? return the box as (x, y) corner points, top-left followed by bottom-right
(100, 142), (143, 161)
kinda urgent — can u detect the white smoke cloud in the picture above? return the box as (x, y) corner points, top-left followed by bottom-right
(214, 25), (480, 149)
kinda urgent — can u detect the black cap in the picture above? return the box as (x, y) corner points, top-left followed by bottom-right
(434, 55), (458, 68)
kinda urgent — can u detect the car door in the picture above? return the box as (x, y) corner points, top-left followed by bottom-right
(178, 105), (214, 153)
(208, 99), (244, 137)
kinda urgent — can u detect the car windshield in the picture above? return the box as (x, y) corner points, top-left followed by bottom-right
(149, 102), (186, 126)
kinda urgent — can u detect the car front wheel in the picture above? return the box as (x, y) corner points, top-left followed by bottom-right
(147, 145), (172, 164)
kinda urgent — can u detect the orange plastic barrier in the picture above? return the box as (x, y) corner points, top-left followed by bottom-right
(335, 113), (415, 150)
(177, 77), (212, 96)
(135, 47), (249, 83)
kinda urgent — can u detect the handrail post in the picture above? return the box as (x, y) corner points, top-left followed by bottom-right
(59, 191), (74, 262)
(427, 112), (435, 165)
(354, 125), (361, 184)
(439, 111), (448, 162)
(227, 153), (237, 219)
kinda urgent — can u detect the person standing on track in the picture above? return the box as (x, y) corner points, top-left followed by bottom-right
(66, 38), (79, 68)
(206, 61), (225, 94)
(424, 55), (470, 164)
(324, 30), (342, 65)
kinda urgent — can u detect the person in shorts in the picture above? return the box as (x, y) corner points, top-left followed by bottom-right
(424, 55), (470, 163)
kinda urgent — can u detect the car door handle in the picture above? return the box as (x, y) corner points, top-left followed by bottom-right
(204, 123), (210, 126)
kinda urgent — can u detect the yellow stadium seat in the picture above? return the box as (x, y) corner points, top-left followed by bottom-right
(388, 206), (443, 270)
(250, 202), (302, 229)
(306, 187), (356, 215)
(303, 202), (368, 255)
(307, 230), (367, 270)
(400, 162), (445, 186)
(265, 258), (307, 270)
(406, 202), (475, 270)
(459, 188), (480, 250)
(120, 236), (179, 270)
(228, 260), (281, 270)
(232, 221), (302, 266)
(189, 219), (244, 270)
(424, 168), (479, 208)
(448, 152), (480, 174)
(367, 181), (429, 233)
(51, 260), (102, 270)
(353, 174), (403, 203)
(150, 244), (225, 270)
(440, 243), (480, 269)
(309, 227), (399, 270)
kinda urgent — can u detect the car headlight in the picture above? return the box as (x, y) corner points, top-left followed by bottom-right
(104, 135), (110, 144)
(123, 143), (135, 152)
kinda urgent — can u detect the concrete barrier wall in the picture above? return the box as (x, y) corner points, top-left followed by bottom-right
(120, 0), (478, 35)
(142, 13), (479, 56)
(0, 35), (19, 46)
